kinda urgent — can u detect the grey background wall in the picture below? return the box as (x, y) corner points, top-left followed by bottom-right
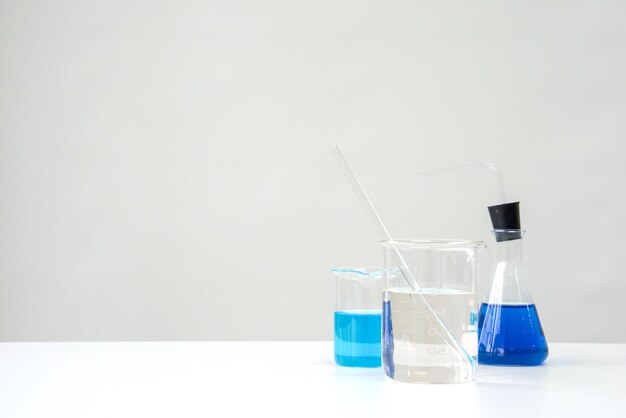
(1, 0), (625, 342)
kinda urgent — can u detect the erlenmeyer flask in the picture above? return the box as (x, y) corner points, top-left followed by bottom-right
(478, 202), (549, 366)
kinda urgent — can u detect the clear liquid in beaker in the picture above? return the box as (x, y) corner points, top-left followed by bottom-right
(382, 288), (478, 383)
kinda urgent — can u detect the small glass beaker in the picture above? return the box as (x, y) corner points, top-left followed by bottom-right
(332, 268), (383, 367)
(382, 240), (485, 383)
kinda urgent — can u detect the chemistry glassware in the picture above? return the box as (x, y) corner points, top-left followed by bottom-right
(478, 202), (549, 366)
(382, 239), (485, 383)
(332, 268), (383, 367)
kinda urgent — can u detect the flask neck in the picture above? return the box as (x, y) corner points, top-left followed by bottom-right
(495, 237), (523, 266)
(484, 229), (533, 305)
(492, 229), (525, 265)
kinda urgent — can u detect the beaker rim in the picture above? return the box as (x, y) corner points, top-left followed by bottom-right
(330, 267), (384, 279)
(331, 267), (382, 275)
(381, 239), (486, 250)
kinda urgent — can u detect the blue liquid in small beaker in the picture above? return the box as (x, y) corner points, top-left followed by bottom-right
(334, 310), (381, 367)
(478, 303), (549, 366)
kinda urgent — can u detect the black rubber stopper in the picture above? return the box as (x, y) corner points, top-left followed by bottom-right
(488, 201), (522, 241)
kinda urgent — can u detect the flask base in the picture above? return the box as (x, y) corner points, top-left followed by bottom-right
(478, 349), (548, 366)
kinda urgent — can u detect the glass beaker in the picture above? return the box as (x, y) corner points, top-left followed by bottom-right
(382, 240), (485, 383)
(332, 268), (383, 367)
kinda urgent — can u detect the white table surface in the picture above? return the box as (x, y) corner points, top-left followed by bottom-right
(0, 342), (624, 418)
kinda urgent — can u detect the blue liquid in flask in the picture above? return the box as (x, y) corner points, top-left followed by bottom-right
(334, 310), (381, 367)
(478, 303), (548, 366)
